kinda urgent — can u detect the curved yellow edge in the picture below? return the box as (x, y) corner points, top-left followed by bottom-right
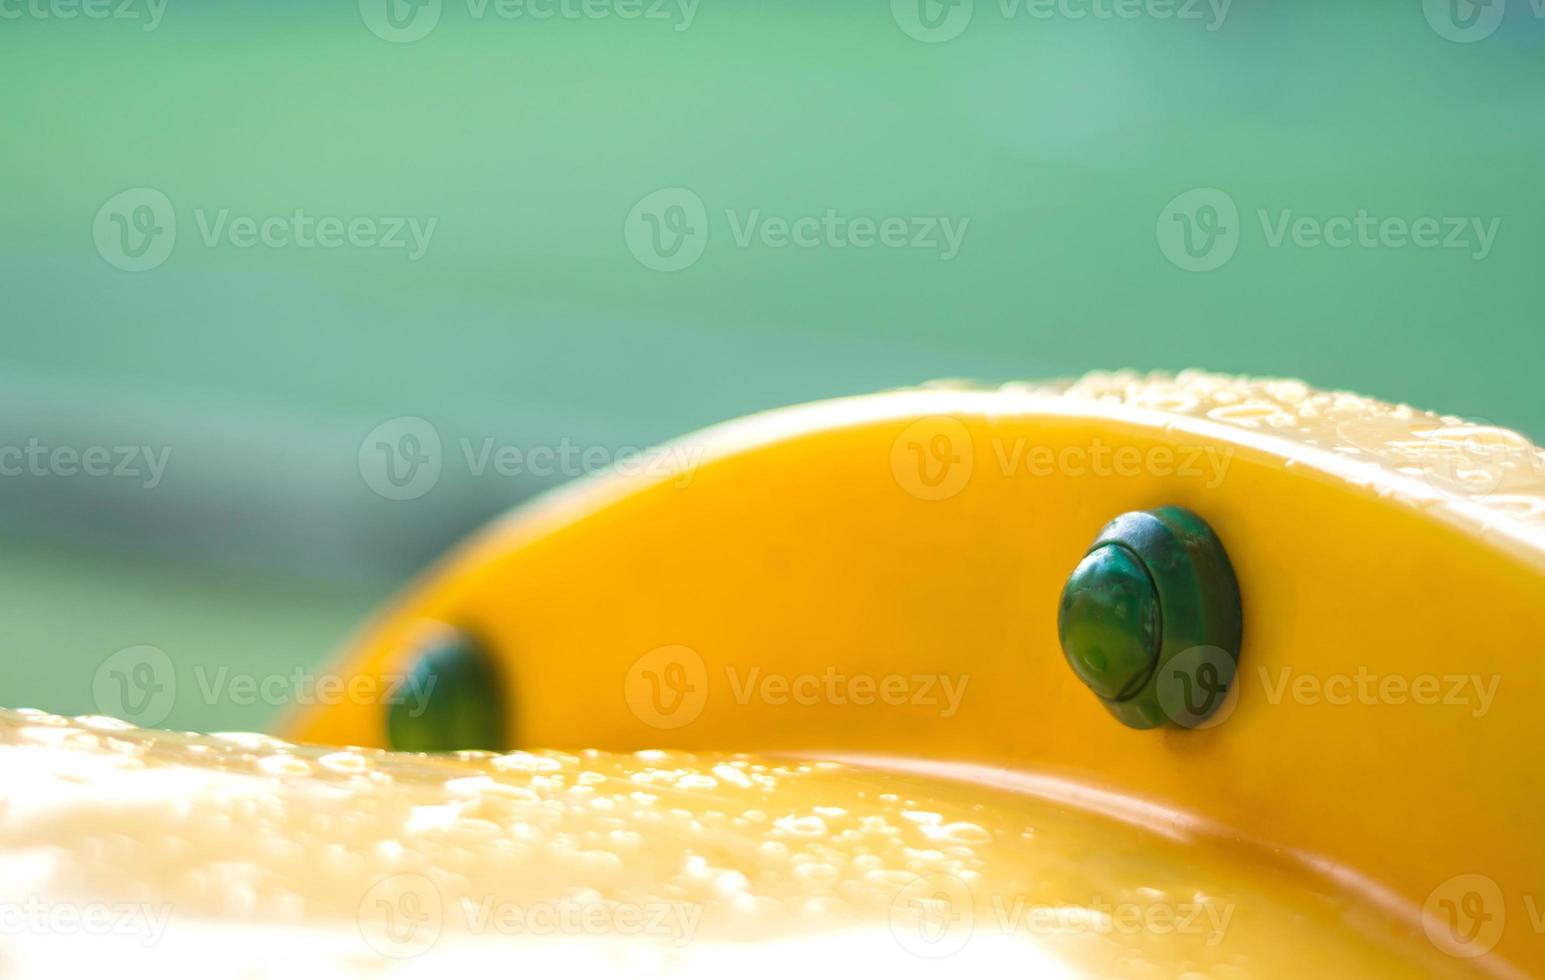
(286, 371), (1545, 974)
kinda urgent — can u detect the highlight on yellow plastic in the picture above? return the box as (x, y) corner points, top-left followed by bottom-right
(4, 372), (1543, 976)
(0, 709), (1488, 977)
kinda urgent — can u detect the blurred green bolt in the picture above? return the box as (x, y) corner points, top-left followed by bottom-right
(387, 629), (506, 752)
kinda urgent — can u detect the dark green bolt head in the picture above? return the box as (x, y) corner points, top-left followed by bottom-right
(1057, 506), (1243, 729)
(1059, 545), (1162, 701)
(386, 628), (507, 752)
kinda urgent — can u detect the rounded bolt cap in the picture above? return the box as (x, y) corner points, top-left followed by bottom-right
(1057, 506), (1243, 730)
(1058, 544), (1162, 701)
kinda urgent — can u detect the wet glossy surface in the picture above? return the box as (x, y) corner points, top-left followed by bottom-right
(0, 709), (1474, 977)
(1019, 371), (1545, 541)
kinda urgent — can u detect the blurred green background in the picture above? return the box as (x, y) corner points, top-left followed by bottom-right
(1, 0), (1541, 730)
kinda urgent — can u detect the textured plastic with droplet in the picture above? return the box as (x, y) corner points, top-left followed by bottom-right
(0, 709), (1462, 977)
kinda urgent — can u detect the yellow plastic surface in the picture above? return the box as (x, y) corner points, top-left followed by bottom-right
(0, 709), (1479, 977)
(285, 372), (1545, 975)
